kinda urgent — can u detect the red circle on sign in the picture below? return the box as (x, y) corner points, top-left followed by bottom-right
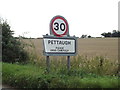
(51, 16), (68, 37)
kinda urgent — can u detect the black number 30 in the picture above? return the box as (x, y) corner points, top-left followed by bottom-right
(54, 22), (65, 31)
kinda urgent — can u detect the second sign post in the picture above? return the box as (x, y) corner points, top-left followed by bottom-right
(43, 15), (78, 72)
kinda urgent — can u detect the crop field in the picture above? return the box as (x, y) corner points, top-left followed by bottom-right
(21, 38), (119, 61)
(19, 38), (119, 75)
(2, 38), (119, 88)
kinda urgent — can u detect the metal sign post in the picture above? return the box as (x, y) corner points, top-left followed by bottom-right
(46, 56), (50, 72)
(43, 15), (78, 72)
(67, 56), (70, 71)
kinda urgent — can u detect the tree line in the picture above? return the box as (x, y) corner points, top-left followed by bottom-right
(81, 30), (120, 38)
(101, 30), (120, 37)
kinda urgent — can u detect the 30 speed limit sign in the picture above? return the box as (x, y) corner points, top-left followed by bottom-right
(50, 15), (69, 37)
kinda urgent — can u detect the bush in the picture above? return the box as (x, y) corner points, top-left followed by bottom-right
(1, 20), (28, 63)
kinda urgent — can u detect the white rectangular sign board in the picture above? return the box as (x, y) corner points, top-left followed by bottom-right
(44, 38), (75, 53)
(43, 36), (77, 56)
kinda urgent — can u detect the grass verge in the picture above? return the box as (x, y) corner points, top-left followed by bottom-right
(2, 62), (119, 88)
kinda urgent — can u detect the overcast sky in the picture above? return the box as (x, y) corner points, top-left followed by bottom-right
(0, 0), (119, 38)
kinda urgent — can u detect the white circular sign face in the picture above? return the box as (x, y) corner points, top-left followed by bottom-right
(50, 16), (69, 37)
(52, 19), (66, 35)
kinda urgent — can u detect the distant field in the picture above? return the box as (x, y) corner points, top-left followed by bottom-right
(3, 38), (118, 88)
(21, 38), (118, 61)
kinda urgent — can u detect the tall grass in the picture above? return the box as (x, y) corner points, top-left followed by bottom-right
(19, 38), (119, 76)
(2, 62), (119, 88)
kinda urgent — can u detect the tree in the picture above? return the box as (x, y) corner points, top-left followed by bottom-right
(112, 30), (119, 37)
(81, 34), (87, 38)
(88, 35), (92, 38)
(107, 32), (112, 37)
(1, 20), (28, 63)
(101, 32), (106, 37)
(101, 30), (120, 37)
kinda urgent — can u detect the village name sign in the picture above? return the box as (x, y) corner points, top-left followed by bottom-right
(43, 15), (77, 56)
(43, 15), (78, 71)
